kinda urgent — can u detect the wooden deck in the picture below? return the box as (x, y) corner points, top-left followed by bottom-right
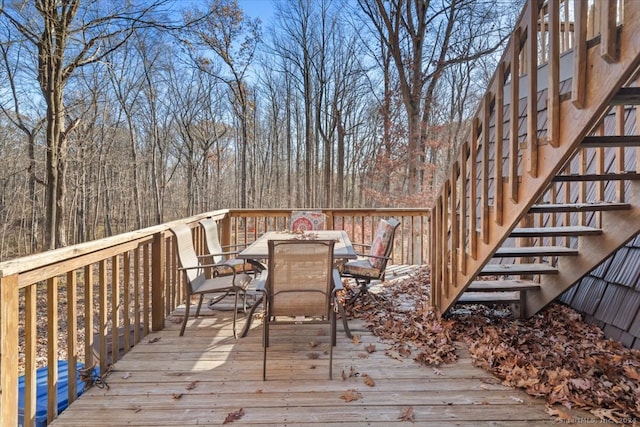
(49, 296), (595, 426)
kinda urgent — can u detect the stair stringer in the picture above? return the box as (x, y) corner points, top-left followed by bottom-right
(525, 182), (640, 317)
(436, 6), (640, 315)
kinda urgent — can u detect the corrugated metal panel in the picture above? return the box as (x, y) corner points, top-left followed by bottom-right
(590, 255), (613, 279)
(613, 248), (640, 287)
(570, 277), (607, 315)
(627, 308), (640, 338)
(602, 247), (630, 284)
(595, 284), (640, 330)
(595, 284), (628, 325)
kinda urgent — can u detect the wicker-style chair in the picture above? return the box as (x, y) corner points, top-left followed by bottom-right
(258, 239), (342, 380)
(289, 210), (327, 232)
(170, 224), (252, 338)
(340, 218), (401, 302)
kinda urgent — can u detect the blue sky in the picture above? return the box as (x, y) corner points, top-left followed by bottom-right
(239, 0), (275, 25)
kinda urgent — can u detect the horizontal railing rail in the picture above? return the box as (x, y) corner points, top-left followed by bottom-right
(0, 208), (429, 426)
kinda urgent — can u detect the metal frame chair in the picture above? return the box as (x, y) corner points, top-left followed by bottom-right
(170, 224), (252, 338)
(258, 239), (342, 380)
(340, 218), (401, 302)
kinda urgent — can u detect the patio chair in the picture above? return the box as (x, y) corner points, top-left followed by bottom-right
(259, 239), (342, 380)
(340, 218), (401, 302)
(170, 224), (252, 338)
(290, 210), (327, 232)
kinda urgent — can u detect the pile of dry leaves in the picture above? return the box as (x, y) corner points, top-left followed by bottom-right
(345, 267), (640, 425)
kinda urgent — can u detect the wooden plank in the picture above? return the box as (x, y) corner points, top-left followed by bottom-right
(47, 277), (59, 423)
(468, 280), (541, 292)
(571, 0), (587, 108)
(0, 274), (19, 427)
(509, 27), (521, 202)
(457, 291), (520, 303)
(600, 0), (618, 63)
(547, 0), (560, 147)
(610, 87), (640, 105)
(552, 172), (640, 182)
(510, 225), (602, 237)
(479, 263), (558, 276)
(529, 202), (631, 213)
(494, 246), (578, 257)
(527, 0), (538, 177)
(581, 135), (640, 147)
(48, 314), (582, 427)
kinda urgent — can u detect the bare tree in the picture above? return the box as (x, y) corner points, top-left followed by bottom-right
(0, 0), (196, 248)
(357, 0), (510, 200)
(185, 0), (260, 208)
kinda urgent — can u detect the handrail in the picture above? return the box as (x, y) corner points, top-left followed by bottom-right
(0, 207), (429, 426)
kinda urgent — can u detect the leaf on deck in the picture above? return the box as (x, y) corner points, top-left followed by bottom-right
(223, 408), (245, 424)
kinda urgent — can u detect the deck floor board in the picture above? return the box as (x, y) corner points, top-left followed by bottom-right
(51, 285), (595, 426)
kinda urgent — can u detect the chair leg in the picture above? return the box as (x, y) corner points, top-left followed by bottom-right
(232, 291), (239, 338)
(180, 292), (192, 337)
(329, 313), (335, 380)
(195, 294), (205, 318)
(262, 317), (268, 380)
(336, 302), (352, 339)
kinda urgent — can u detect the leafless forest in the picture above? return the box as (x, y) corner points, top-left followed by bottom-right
(0, 0), (520, 258)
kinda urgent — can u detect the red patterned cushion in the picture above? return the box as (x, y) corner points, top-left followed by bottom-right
(368, 219), (394, 268)
(290, 211), (327, 231)
(342, 258), (379, 278)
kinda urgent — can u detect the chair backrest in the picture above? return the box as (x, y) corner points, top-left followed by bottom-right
(266, 239), (335, 318)
(170, 224), (205, 291)
(368, 218), (401, 270)
(199, 218), (226, 263)
(290, 211), (327, 232)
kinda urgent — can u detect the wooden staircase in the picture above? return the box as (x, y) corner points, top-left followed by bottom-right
(430, 0), (640, 318)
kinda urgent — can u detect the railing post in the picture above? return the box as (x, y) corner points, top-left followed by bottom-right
(220, 214), (232, 248)
(151, 231), (165, 331)
(0, 273), (19, 426)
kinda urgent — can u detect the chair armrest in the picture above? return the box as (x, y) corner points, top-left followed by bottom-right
(332, 269), (343, 292)
(178, 262), (236, 275)
(364, 254), (391, 261)
(351, 243), (372, 250)
(197, 250), (240, 259)
(255, 270), (268, 293)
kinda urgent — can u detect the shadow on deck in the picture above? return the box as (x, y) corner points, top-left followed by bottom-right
(50, 266), (593, 426)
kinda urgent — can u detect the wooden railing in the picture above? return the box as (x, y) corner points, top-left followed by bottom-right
(430, 0), (640, 313)
(0, 208), (429, 426)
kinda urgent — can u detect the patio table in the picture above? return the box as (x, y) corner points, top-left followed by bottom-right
(237, 230), (356, 337)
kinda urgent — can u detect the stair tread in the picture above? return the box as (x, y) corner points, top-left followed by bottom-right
(458, 291), (521, 303)
(510, 225), (602, 237)
(553, 172), (640, 182)
(469, 280), (541, 291)
(480, 263), (558, 275)
(581, 135), (640, 147)
(494, 246), (578, 257)
(529, 202), (631, 213)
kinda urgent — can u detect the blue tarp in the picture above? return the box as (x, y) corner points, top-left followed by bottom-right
(18, 360), (98, 427)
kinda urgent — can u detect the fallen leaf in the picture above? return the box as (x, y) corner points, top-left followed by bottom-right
(223, 408), (245, 424)
(510, 396), (524, 403)
(122, 372), (132, 379)
(432, 367), (444, 376)
(308, 341), (318, 348)
(172, 393), (183, 399)
(148, 337), (161, 344)
(351, 335), (361, 345)
(365, 343), (376, 353)
(340, 389), (362, 402)
(363, 375), (375, 387)
(186, 381), (199, 390)
(307, 352), (320, 360)
(546, 405), (573, 422)
(398, 406), (415, 422)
